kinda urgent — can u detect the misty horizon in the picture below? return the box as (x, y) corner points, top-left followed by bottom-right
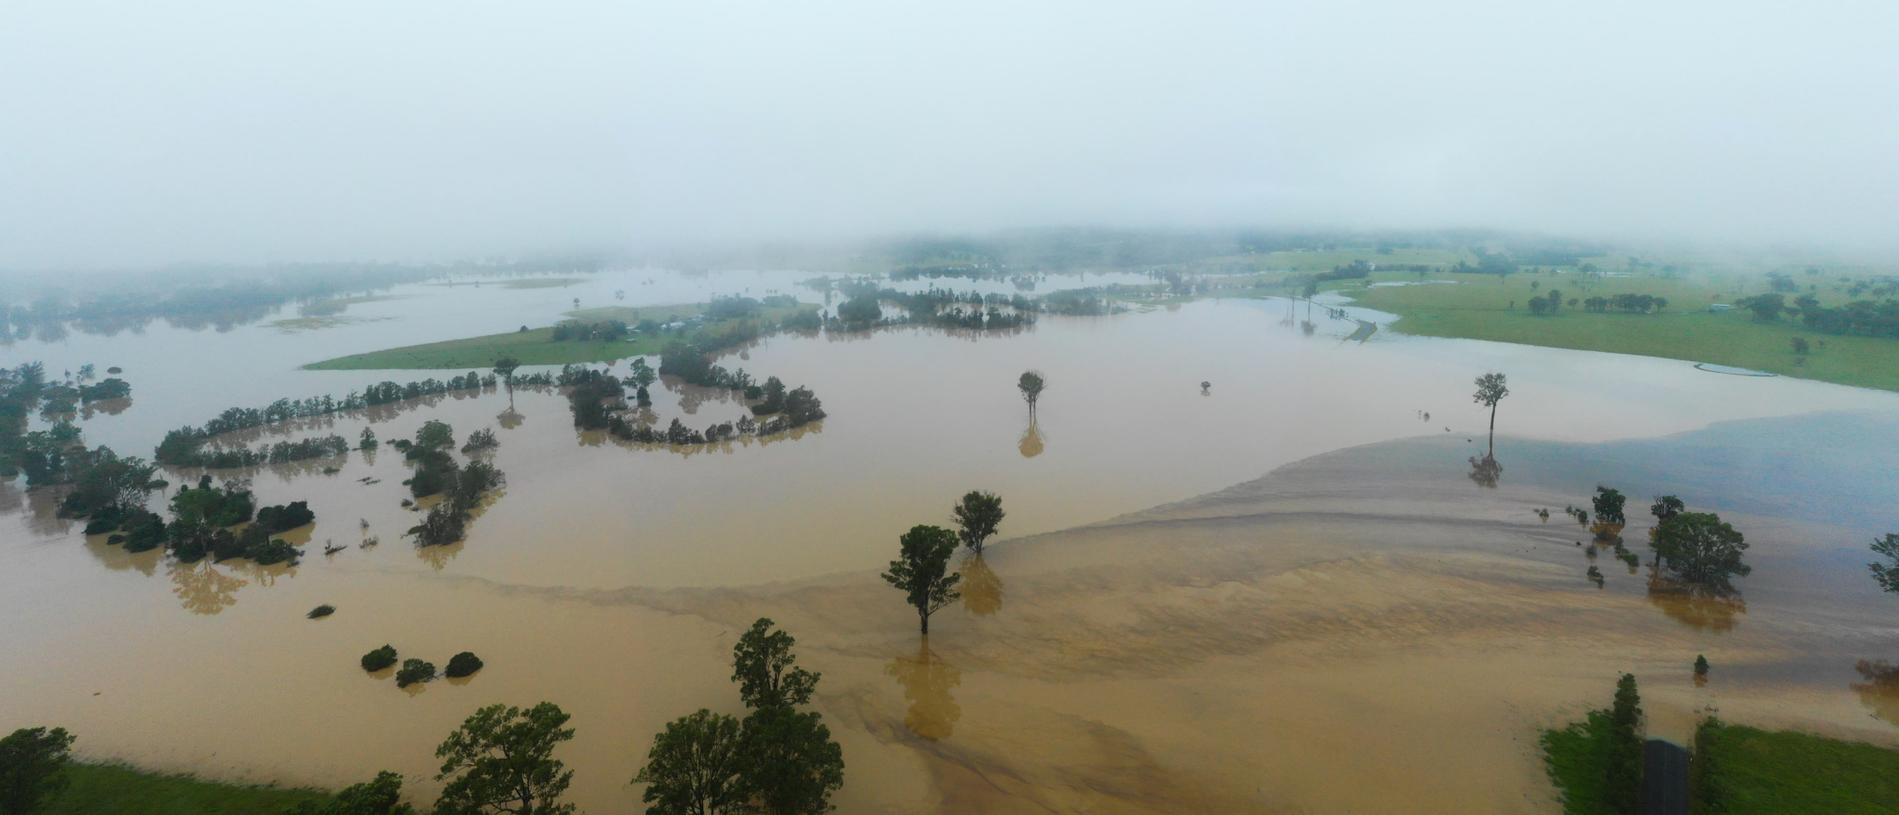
(4, 0), (1897, 271)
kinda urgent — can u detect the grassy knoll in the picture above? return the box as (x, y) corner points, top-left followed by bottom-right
(1338, 271), (1899, 393)
(303, 302), (814, 370)
(1542, 715), (1899, 815)
(44, 763), (325, 814)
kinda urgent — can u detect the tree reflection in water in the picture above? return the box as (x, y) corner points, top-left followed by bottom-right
(169, 559), (247, 615)
(1019, 419), (1044, 459)
(497, 408), (524, 430)
(1851, 660), (1899, 724)
(885, 640), (961, 741)
(1646, 576), (1745, 633)
(960, 554), (1003, 617)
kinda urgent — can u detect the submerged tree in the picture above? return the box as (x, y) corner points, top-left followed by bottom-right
(731, 618), (819, 712)
(1017, 371), (1045, 418)
(0, 726), (75, 815)
(1471, 372), (1509, 456)
(433, 703), (576, 815)
(882, 525), (962, 635)
(950, 490), (1005, 554)
(1652, 512), (1751, 593)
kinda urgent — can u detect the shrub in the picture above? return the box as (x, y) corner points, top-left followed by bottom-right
(444, 651), (484, 678)
(361, 645), (398, 672)
(395, 658), (436, 688)
(308, 604), (335, 619)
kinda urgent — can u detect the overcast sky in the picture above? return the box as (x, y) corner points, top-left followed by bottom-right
(2, 0), (1896, 269)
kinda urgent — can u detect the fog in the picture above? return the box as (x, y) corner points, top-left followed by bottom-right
(2, 0), (1896, 270)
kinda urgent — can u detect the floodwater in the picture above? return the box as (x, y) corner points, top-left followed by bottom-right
(4, 272), (1899, 812)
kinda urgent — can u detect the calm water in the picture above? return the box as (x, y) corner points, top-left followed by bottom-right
(3, 272), (1898, 811)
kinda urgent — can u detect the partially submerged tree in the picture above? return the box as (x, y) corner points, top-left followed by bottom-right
(950, 491), (1005, 554)
(1652, 512), (1751, 593)
(1471, 372), (1509, 456)
(493, 357), (521, 410)
(0, 726), (75, 815)
(1016, 371), (1045, 418)
(882, 525), (962, 635)
(731, 618), (819, 711)
(434, 702), (576, 815)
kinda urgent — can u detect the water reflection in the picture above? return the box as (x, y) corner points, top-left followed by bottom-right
(169, 559), (247, 615)
(1466, 454), (1502, 489)
(497, 409), (524, 430)
(961, 555), (1003, 617)
(416, 538), (466, 570)
(884, 640), (961, 741)
(1018, 420), (1044, 459)
(1646, 579), (1745, 632)
(84, 534), (161, 576)
(1851, 660), (1899, 725)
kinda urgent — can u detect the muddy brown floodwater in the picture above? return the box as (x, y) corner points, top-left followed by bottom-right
(4, 289), (1899, 813)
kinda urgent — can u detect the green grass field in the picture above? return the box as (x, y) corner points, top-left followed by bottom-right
(1695, 722), (1899, 814)
(1338, 272), (1899, 393)
(1542, 715), (1899, 815)
(1540, 710), (1618, 815)
(44, 763), (325, 814)
(303, 302), (814, 370)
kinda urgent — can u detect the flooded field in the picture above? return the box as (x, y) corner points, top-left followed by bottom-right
(4, 272), (1899, 812)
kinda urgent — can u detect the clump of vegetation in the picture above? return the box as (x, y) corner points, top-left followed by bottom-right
(307, 604), (335, 619)
(1586, 566), (1603, 587)
(254, 500), (315, 533)
(170, 475), (256, 527)
(459, 428), (498, 453)
(0, 725), (76, 814)
(1695, 654), (1710, 678)
(395, 659), (436, 688)
(1539, 675), (1644, 815)
(361, 645), (398, 673)
(1653, 510), (1751, 593)
(444, 652), (484, 679)
(153, 371), (490, 467)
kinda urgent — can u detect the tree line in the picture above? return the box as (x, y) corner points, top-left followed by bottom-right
(155, 372), (494, 467)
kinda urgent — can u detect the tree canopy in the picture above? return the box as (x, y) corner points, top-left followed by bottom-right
(433, 703), (576, 815)
(632, 710), (747, 815)
(882, 525), (963, 635)
(0, 726), (75, 815)
(732, 618), (820, 711)
(1652, 512), (1751, 593)
(951, 491), (1005, 554)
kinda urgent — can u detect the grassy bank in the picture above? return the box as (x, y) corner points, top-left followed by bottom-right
(303, 303), (767, 370)
(45, 763), (324, 814)
(1339, 272), (1899, 393)
(1541, 715), (1899, 814)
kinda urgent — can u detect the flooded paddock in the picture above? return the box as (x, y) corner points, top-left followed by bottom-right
(4, 274), (1899, 812)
